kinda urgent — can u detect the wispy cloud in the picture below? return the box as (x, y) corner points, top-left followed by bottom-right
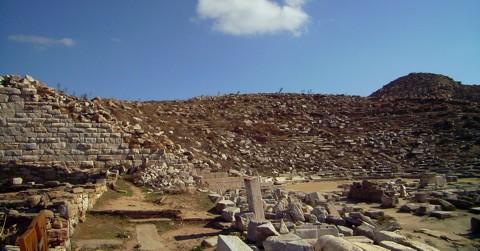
(7, 35), (75, 47)
(197, 0), (310, 37)
(110, 37), (122, 43)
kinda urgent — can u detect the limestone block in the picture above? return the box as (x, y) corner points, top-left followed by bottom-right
(336, 225), (353, 236)
(428, 198), (455, 211)
(216, 200), (236, 213)
(374, 231), (406, 244)
(0, 87), (21, 95)
(471, 216), (480, 233)
(255, 222), (280, 246)
(235, 212), (256, 231)
(217, 235), (253, 251)
(285, 240), (313, 251)
(201, 236), (218, 247)
(313, 235), (362, 251)
(353, 224), (375, 240)
(221, 207), (240, 222)
(400, 240), (440, 251)
(295, 225), (339, 239)
(379, 241), (416, 251)
(264, 233), (303, 251)
(247, 220), (268, 242)
(11, 177), (23, 185)
(289, 201), (305, 222)
(353, 242), (389, 251)
(306, 192), (326, 205)
(364, 210), (385, 219)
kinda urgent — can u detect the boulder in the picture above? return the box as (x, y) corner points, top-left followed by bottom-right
(217, 235), (253, 251)
(313, 235), (362, 251)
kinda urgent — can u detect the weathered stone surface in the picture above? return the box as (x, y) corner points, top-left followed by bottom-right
(353, 224), (375, 240)
(379, 240), (416, 251)
(235, 212), (256, 231)
(285, 240), (313, 251)
(217, 235), (253, 251)
(256, 222), (280, 246)
(471, 216), (480, 233)
(201, 236), (218, 247)
(313, 235), (363, 251)
(374, 231), (406, 244)
(221, 207), (240, 222)
(216, 200), (236, 213)
(263, 233), (302, 251)
(428, 198), (455, 211)
(400, 240), (440, 251)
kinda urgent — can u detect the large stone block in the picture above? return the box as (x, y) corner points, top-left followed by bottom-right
(313, 235), (362, 251)
(221, 207), (240, 222)
(379, 241), (416, 251)
(217, 235), (253, 251)
(264, 233), (302, 251)
(374, 231), (406, 244)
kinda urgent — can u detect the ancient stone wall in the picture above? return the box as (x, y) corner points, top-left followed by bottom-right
(0, 75), (164, 173)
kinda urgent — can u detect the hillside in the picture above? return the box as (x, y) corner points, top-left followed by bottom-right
(370, 72), (480, 102)
(1, 73), (479, 181)
(92, 73), (480, 178)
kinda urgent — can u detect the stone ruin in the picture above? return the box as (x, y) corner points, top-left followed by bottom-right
(203, 177), (480, 251)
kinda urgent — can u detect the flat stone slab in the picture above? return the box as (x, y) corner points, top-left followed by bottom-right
(74, 239), (123, 249)
(469, 207), (480, 214)
(136, 224), (164, 251)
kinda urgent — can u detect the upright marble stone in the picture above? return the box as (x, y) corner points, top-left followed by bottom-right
(245, 177), (265, 220)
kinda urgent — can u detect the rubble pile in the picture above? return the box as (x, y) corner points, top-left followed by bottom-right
(94, 73), (480, 180)
(206, 177), (480, 250)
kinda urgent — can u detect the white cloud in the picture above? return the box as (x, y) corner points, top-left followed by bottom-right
(7, 35), (75, 47)
(197, 0), (310, 36)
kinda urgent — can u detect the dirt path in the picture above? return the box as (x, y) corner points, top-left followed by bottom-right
(95, 181), (162, 211)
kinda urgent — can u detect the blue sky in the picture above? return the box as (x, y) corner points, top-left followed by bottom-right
(1, 1), (479, 101)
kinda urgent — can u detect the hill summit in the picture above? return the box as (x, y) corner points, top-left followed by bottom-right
(370, 73), (480, 101)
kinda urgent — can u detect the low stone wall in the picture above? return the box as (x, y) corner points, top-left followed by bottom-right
(0, 179), (110, 249)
